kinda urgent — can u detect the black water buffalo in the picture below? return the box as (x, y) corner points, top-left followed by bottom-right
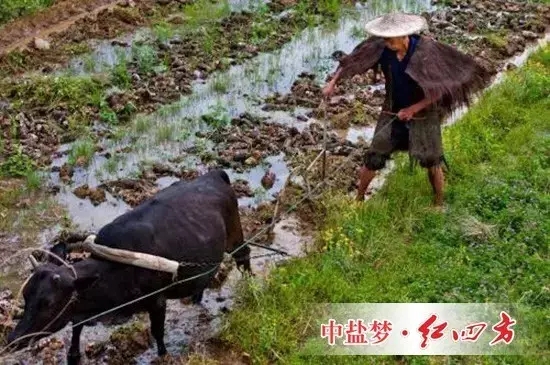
(7, 169), (251, 364)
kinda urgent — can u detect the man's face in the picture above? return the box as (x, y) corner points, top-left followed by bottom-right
(384, 36), (407, 51)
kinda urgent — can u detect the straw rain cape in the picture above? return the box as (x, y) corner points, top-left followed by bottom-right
(338, 35), (492, 116)
(335, 36), (492, 169)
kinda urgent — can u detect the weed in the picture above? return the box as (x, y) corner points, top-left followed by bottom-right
(104, 154), (125, 175)
(131, 44), (159, 75)
(0, 146), (35, 177)
(350, 25), (364, 39)
(81, 54), (96, 73)
(134, 116), (152, 134)
(1, 75), (103, 113)
(67, 139), (95, 167)
(111, 55), (132, 89)
(99, 102), (118, 125)
(25, 169), (42, 191)
(156, 124), (176, 143)
(153, 20), (174, 43)
(484, 31), (509, 50)
(202, 29), (216, 54)
(0, 0), (55, 25)
(211, 73), (230, 93)
(201, 103), (231, 129)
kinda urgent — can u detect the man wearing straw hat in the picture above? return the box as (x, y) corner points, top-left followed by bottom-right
(323, 13), (490, 207)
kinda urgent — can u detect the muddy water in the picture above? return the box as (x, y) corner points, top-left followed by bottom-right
(62, 0), (272, 75)
(62, 0), (269, 76)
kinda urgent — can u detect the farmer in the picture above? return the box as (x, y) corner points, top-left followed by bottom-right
(323, 13), (490, 207)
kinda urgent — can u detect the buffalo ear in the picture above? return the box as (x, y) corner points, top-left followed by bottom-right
(49, 243), (68, 265)
(73, 274), (99, 292)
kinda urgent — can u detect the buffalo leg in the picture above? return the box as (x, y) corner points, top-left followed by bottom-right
(191, 289), (204, 305)
(149, 296), (167, 356)
(67, 324), (83, 365)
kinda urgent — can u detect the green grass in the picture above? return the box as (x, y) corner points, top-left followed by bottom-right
(0, 145), (35, 178)
(0, 0), (55, 26)
(67, 138), (95, 167)
(221, 47), (550, 364)
(131, 44), (160, 75)
(1, 74), (104, 112)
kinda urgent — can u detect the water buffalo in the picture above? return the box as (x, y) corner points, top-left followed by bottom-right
(7, 169), (251, 364)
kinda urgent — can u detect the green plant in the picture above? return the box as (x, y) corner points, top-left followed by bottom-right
(99, 102), (118, 125)
(67, 139), (95, 167)
(104, 154), (125, 175)
(131, 44), (159, 75)
(81, 54), (96, 73)
(0, 146), (35, 177)
(201, 103), (231, 129)
(0, 0), (55, 25)
(211, 73), (230, 93)
(134, 116), (152, 134)
(156, 124), (175, 143)
(111, 56), (132, 89)
(25, 169), (42, 191)
(153, 20), (174, 43)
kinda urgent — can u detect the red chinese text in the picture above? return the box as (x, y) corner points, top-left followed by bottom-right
(418, 314), (448, 349)
(490, 311), (516, 346)
(320, 319), (343, 346)
(343, 319), (369, 345)
(452, 322), (488, 342)
(369, 320), (393, 345)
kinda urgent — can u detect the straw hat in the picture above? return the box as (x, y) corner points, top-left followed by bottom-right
(364, 13), (428, 38)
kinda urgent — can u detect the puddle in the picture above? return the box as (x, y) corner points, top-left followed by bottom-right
(337, 125), (375, 144)
(134, 214), (312, 364)
(61, 0), (269, 76)
(226, 153), (291, 208)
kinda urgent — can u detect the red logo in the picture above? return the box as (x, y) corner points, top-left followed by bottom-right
(320, 319), (343, 346)
(489, 311), (516, 346)
(418, 314), (448, 349)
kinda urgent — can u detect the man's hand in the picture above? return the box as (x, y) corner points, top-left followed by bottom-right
(322, 82), (336, 99)
(397, 106), (418, 121)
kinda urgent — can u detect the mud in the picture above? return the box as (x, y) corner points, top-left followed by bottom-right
(0, 0), (329, 170)
(73, 184), (108, 206)
(0, 0), (185, 64)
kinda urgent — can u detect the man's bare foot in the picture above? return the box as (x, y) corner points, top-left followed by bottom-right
(431, 204), (447, 213)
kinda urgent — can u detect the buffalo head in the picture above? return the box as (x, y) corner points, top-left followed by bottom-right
(7, 254), (96, 351)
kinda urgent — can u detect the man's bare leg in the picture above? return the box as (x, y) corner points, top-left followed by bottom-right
(356, 165), (377, 201)
(427, 166), (444, 206)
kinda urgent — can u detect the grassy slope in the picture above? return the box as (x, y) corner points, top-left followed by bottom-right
(221, 46), (550, 364)
(0, 0), (56, 26)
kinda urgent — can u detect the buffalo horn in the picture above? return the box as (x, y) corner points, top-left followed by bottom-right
(82, 235), (180, 275)
(29, 255), (39, 269)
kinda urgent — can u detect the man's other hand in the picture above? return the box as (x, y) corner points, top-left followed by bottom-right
(322, 83), (336, 99)
(397, 106), (418, 121)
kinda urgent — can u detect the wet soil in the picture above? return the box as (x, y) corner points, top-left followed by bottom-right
(0, 0), (122, 54)
(0, 0), (331, 169)
(0, 0), (187, 66)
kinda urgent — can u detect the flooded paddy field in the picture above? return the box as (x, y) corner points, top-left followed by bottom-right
(0, 0), (549, 363)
